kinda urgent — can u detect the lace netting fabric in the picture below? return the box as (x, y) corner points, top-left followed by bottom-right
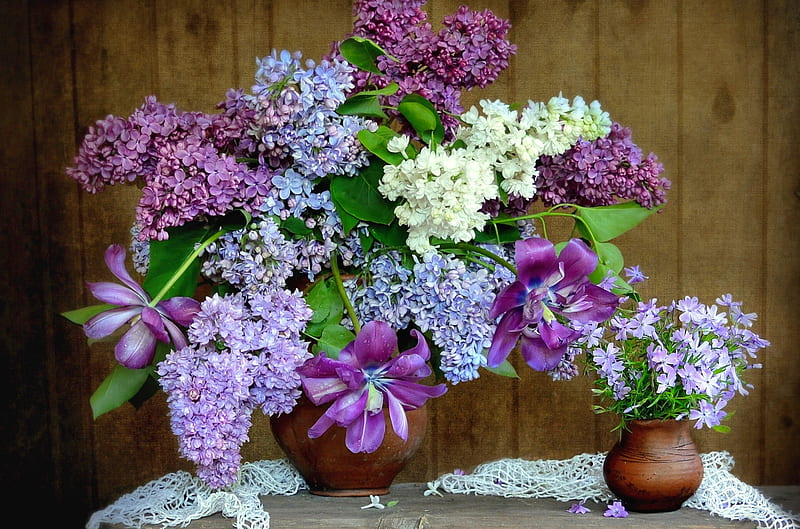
(87, 452), (799, 529)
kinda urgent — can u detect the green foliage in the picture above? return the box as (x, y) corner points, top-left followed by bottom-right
(61, 303), (114, 325)
(576, 202), (659, 243)
(339, 36), (393, 74)
(398, 94), (445, 145)
(483, 358), (519, 378)
(315, 325), (356, 359)
(90, 364), (150, 419)
(330, 162), (396, 225)
(305, 278), (345, 338)
(357, 126), (415, 165)
(337, 84), (399, 120)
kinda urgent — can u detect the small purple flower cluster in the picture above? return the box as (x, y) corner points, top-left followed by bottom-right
(67, 96), (272, 241)
(157, 287), (313, 489)
(345, 249), (515, 383)
(573, 293), (768, 430)
(536, 122), (671, 209)
(334, 0), (516, 135)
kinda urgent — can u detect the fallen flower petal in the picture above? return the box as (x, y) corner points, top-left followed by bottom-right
(603, 501), (629, 518)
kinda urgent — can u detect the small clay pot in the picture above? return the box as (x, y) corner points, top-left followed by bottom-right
(603, 418), (704, 512)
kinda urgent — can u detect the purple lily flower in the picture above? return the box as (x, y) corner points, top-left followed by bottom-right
(487, 237), (620, 371)
(298, 321), (447, 453)
(83, 244), (200, 369)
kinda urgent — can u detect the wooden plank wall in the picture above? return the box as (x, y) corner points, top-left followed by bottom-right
(3, 1), (798, 526)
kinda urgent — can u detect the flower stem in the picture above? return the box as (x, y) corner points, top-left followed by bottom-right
(331, 252), (361, 334)
(451, 242), (517, 275)
(149, 228), (226, 306)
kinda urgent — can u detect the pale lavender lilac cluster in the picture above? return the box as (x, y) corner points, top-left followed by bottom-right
(157, 287), (313, 489)
(573, 294), (768, 430)
(344, 248), (516, 383)
(536, 122), (671, 209)
(332, 0), (516, 135)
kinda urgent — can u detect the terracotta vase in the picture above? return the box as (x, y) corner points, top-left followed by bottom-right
(602, 418), (704, 512)
(270, 395), (427, 497)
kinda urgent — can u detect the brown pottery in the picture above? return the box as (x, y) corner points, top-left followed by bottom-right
(603, 418), (704, 512)
(270, 395), (427, 496)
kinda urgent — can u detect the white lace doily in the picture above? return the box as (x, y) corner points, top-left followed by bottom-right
(87, 451), (799, 529)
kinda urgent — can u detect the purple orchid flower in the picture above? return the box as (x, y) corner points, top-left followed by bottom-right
(298, 321), (447, 453)
(487, 237), (620, 371)
(82, 244), (200, 369)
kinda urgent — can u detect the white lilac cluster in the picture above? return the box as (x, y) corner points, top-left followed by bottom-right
(379, 141), (497, 253)
(378, 95), (611, 254)
(157, 287), (313, 489)
(457, 96), (611, 197)
(344, 249), (515, 383)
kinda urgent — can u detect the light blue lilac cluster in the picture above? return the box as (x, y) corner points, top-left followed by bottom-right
(332, 0), (516, 136)
(571, 293), (768, 430)
(157, 287), (313, 489)
(242, 49), (373, 277)
(344, 247), (516, 383)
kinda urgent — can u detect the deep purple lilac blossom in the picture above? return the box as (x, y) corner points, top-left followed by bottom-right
(332, 0), (516, 136)
(298, 321), (447, 453)
(487, 237), (620, 371)
(83, 244), (199, 369)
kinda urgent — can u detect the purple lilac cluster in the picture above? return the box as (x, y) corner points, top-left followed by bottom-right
(157, 287), (312, 489)
(576, 294), (768, 430)
(67, 96), (271, 241)
(332, 0), (516, 135)
(536, 122), (671, 209)
(344, 248), (515, 383)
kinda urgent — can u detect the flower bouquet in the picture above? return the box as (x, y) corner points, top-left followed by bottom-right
(574, 287), (769, 431)
(566, 277), (769, 512)
(62, 0), (670, 490)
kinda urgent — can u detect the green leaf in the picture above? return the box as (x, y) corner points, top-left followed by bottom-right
(483, 358), (519, 378)
(330, 163), (395, 225)
(576, 202), (660, 243)
(474, 223), (522, 245)
(338, 205), (360, 234)
(357, 127), (408, 165)
(61, 304), (114, 325)
(305, 279), (345, 337)
(398, 94), (444, 145)
(282, 216), (312, 236)
(90, 364), (150, 419)
(143, 224), (208, 299)
(339, 37), (393, 74)
(594, 241), (624, 274)
(369, 222), (407, 247)
(337, 94), (387, 120)
(337, 84), (399, 120)
(316, 325), (356, 359)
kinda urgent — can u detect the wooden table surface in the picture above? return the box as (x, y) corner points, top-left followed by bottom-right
(100, 484), (799, 529)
